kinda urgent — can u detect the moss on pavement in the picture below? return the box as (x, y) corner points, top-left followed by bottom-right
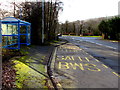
(12, 45), (54, 89)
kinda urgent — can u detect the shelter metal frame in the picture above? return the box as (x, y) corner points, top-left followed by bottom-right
(0, 17), (31, 49)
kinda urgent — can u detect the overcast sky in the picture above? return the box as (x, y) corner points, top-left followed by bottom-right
(59, 0), (120, 23)
(0, 0), (120, 23)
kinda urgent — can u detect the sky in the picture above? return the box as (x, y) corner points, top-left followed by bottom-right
(58, 0), (120, 23)
(0, 0), (120, 23)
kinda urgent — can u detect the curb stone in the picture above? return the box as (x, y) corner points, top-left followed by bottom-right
(50, 47), (64, 90)
(48, 40), (68, 90)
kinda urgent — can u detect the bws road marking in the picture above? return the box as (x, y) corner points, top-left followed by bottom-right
(58, 61), (101, 72)
(84, 63), (101, 72)
(69, 63), (84, 70)
(56, 55), (120, 77)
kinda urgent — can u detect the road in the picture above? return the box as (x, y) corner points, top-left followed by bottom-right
(51, 36), (119, 89)
(60, 36), (120, 73)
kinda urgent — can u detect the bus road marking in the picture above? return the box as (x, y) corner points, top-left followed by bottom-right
(112, 72), (120, 77)
(78, 56), (82, 61)
(57, 83), (62, 88)
(89, 55), (94, 58)
(102, 64), (108, 68)
(95, 59), (100, 62)
(85, 57), (90, 62)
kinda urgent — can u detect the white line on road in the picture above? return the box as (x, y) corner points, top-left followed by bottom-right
(110, 54), (118, 56)
(86, 41), (117, 50)
(112, 52), (118, 54)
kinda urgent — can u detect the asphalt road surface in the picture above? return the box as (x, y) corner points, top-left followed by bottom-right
(52, 36), (119, 89)
(60, 36), (120, 73)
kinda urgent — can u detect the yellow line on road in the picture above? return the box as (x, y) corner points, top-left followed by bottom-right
(102, 64), (108, 68)
(79, 49), (82, 50)
(89, 55), (93, 58)
(95, 59), (100, 62)
(74, 50), (77, 52)
(85, 57), (90, 62)
(78, 56), (82, 61)
(112, 72), (120, 77)
(57, 83), (62, 88)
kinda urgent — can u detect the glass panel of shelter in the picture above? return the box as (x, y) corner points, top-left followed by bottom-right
(2, 23), (19, 49)
(20, 25), (27, 44)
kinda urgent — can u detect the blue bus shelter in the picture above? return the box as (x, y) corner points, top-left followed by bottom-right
(0, 17), (31, 49)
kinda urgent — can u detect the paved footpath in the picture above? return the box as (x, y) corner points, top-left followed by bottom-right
(13, 45), (54, 88)
(51, 42), (119, 89)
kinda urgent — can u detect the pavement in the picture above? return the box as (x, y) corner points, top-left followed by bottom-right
(12, 45), (55, 88)
(50, 40), (119, 89)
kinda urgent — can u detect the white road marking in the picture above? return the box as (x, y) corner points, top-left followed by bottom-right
(86, 41), (117, 50)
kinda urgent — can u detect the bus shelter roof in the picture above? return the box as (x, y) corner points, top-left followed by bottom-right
(1, 17), (31, 25)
